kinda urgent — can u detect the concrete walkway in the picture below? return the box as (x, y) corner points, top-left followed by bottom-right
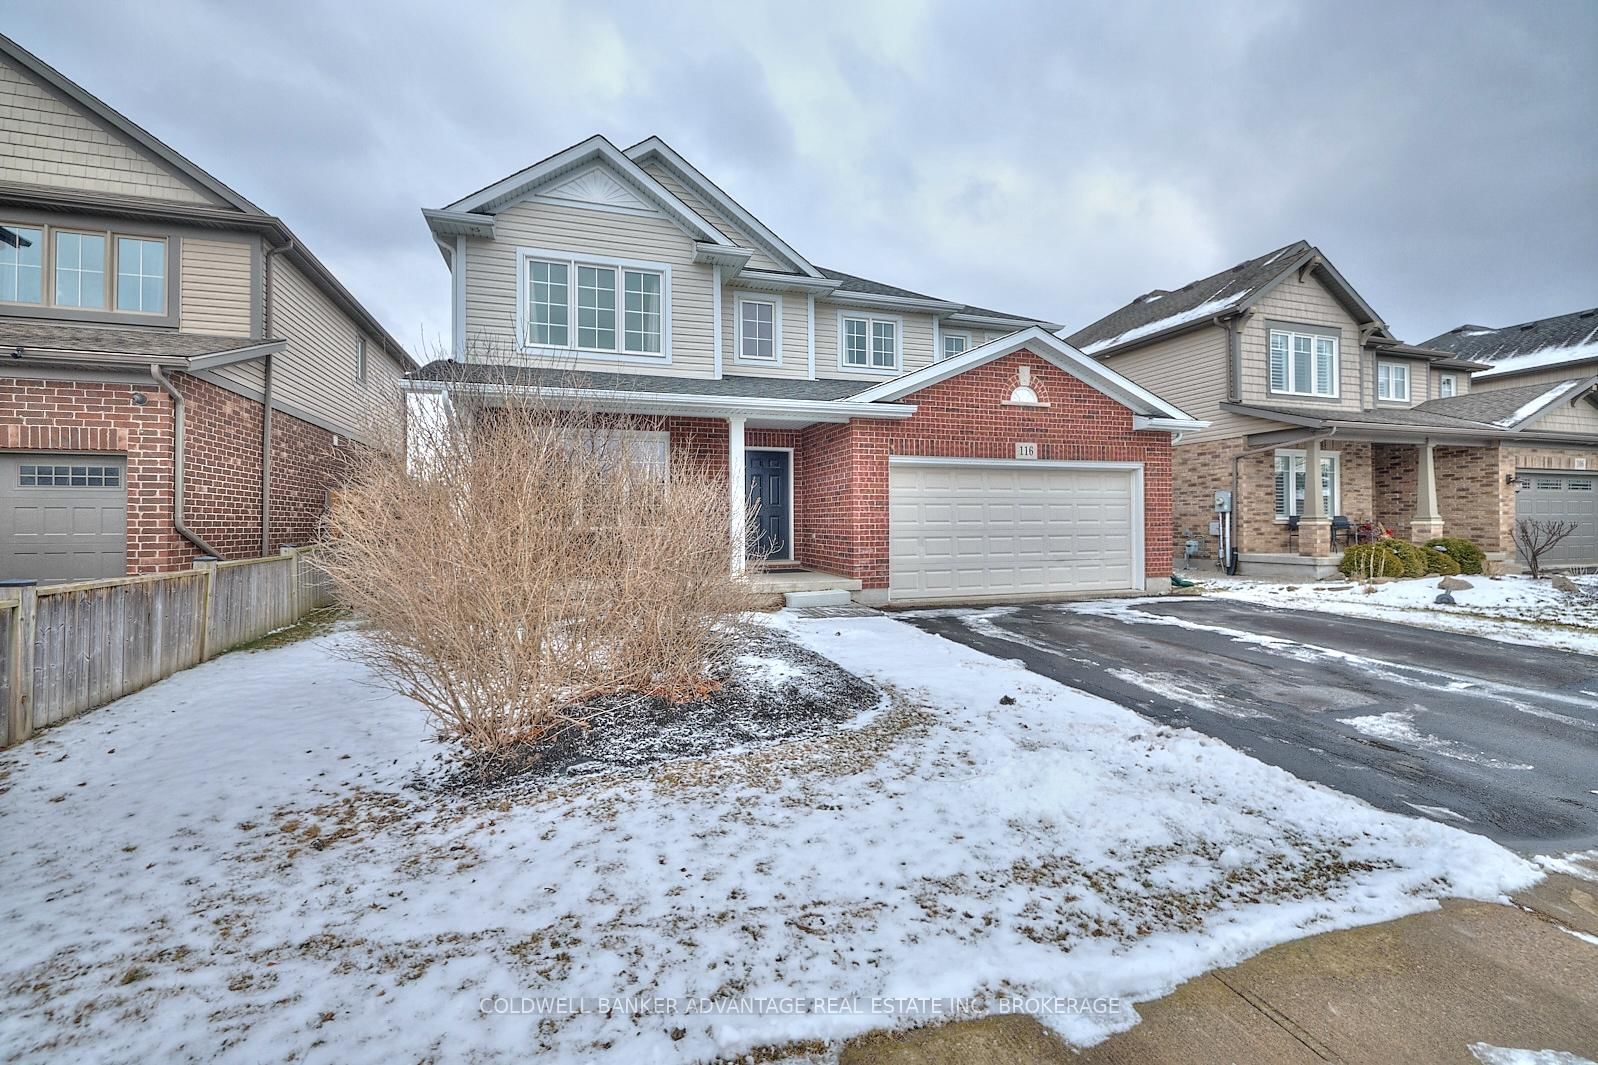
(840, 874), (1598, 1065)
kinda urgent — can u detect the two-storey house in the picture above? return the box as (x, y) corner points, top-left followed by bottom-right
(1422, 306), (1598, 568)
(0, 34), (411, 581)
(1067, 241), (1598, 576)
(411, 135), (1202, 605)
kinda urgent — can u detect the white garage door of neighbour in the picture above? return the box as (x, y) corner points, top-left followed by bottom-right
(888, 460), (1140, 602)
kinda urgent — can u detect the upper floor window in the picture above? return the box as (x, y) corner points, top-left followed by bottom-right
(841, 314), (899, 371)
(1438, 372), (1457, 398)
(736, 296), (779, 362)
(942, 333), (970, 361)
(522, 251), (665, 357)
(115, 237), (166, 313)
(1268, 328), (1337, 398)
(1376, 361), (1410, 402)
(356, 337), (368, 383)
(0, 225), (43, 304)
(54, 231), (106, 309)
(1, 222), (167, 315)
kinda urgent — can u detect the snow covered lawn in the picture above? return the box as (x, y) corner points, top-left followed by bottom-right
(0, 615), (1541, 1063)
(1202, 574), (1598, 654)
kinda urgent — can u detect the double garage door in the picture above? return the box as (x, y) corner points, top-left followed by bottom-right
(1516, 471), (1598, 567)
(889, 459), (1141, 602)
(0, 454), (127, 582)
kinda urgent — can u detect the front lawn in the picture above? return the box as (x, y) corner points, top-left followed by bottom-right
(0, 614), (1538, 1063)
(1202, 574), (1598, 654)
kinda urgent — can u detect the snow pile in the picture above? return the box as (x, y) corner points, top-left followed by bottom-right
(1476, 330), (1598, 379)
(0, 617), (1539, 1063)
(1202, 575), (1598, 654)
(1491, 380), (1584, 427)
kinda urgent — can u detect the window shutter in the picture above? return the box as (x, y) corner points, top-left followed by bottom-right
(1269, 334), (1288, 391)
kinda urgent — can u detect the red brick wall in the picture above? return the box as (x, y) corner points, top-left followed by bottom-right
(797, 349), (1175, 589)
(2, 372), (354, 575)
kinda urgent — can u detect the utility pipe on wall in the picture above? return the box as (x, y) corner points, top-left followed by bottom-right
(148, 365), (223, 559)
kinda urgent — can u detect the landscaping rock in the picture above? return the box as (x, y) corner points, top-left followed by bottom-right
(1552, 574), (1580, 594)
(1435, 592), (1456, 605)
(1437, 576), (1473, 591)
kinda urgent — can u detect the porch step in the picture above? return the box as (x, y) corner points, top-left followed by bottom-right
(784, 588), (854, 608)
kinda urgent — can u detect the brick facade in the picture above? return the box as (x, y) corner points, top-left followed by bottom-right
(2, 372), (352, 575)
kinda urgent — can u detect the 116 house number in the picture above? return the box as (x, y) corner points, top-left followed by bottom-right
(1015, 442), (1038, 459)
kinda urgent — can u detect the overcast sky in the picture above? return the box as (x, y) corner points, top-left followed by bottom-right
(10, 1), (1596, 356)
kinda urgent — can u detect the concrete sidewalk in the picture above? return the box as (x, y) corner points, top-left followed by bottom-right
(840, 873), (1598, 1065)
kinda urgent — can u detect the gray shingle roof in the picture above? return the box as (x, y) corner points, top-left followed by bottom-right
(1067, 240), (1312, 355)
(817, 267), (1050, 324)
(1415, 378), (1591, 428)
(0, 319), (279, 359)
(1423, 307), (1598, 378)
(1231, 401), (1496, 431)
(408, 360), (868, 401)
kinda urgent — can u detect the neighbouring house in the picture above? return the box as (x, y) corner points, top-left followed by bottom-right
(0, 35), (411, 582)
(1422, 307), (1598, 568)
(1065, 240), (1598, 577)
(409, 135), (1201, 605)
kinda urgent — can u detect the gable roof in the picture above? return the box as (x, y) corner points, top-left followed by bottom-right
(1423, 306), (1598, 380)
(441, 135), (737, 252)
(1065, 240), (1396, 358)
(0, 34), (412, 368)
(848, 326), (1204, 429)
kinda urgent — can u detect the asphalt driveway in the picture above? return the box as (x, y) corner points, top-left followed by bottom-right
(902, 597), (1598, 855)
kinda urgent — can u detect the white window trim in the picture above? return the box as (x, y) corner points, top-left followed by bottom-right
(1438, 372), (1458, 398)
(515, 246), (672, 363)
(1267, 328), (1340, 399)
(940, 331), (971, 362)
(733, 291), (783, 366)
(1273, 448), (1341, 521)
(1376, 361), (1411, 403)
(836, 310), (903, 374)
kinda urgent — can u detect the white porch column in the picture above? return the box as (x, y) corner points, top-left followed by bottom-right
(1299, 436), (1332, 556)
(1411, 438), (1445, 540)
(728, 414), (747, 575)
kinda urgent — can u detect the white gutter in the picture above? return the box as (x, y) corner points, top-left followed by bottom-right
(401, 378), (918, 421)
(827, 290), (965, 313)
(1133, 415), (1209, 432)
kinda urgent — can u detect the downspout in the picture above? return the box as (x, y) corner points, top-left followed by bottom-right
(260, 238), (295, 554)
(149, 365), (223, 559)
(1226, 427), (1337, 574)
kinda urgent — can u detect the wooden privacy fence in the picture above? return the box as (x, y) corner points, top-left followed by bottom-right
(1, 546), (334, 748)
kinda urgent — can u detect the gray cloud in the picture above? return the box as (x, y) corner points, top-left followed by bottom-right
(10, 0), (1594, 354)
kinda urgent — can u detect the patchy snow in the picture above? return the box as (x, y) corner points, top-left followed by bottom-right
(1475, 332), (1598, 379)
(1491, 379), (1585, 427)
(1073, 293), (1243, 355)
(0, 616), (1541, 1063)
(1340, 711), (1533, 771)
(1469, 1045), (1598, 1065)
(1535, 849), (1598, 882)
(1200, 575), (1598, 655)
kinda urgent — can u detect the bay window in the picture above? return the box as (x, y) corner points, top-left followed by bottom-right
(1, 223), (169, 317)
(840, 313), (900, 370)
(1268, 328), (1338, 398)
(1274, 449), (1340, 519)
(521, 249), (668, 357)
(1376, 361), (1410, 402)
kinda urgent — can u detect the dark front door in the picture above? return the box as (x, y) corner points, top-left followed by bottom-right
(746, 449), (791, 561)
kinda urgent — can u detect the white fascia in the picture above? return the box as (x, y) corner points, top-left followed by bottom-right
(400, 379), (916, 423)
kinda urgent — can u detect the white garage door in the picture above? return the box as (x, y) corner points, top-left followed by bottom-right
(889, 459), (1141, 602)
(0, 454), (127, 582)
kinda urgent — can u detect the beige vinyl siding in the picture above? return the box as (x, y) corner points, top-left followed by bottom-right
(1431, 367), (1469, 399)
(1100, 325), (1275, 442)
(722, 286), (810, 379)
(814, 302), (938, 382)
(179, 237), (253, 336)
(265, 259), (398, 435)
(1372, 354), (1429, 408)
(1528, 399), (1598, 435)
(0, 54), (223, 207)
(463, 198), (716, 378)
(1240, 274), (1363, 413)
(636, 160), (785, 272)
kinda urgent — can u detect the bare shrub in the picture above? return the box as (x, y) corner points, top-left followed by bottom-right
(1513, 518), (1577, 580)
(321, 379), (760, 757)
